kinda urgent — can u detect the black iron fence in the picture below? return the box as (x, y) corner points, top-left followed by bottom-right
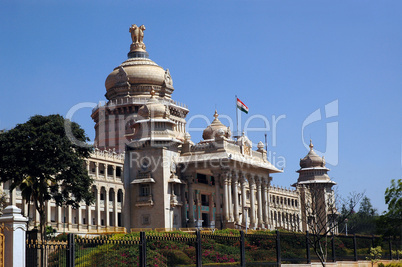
(26, 230), (401, 267)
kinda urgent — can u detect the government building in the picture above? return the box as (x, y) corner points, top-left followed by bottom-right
(1, 25), (337, 234)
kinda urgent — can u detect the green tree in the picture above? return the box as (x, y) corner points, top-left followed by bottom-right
(359, 196), (377, 217)
(385, 179), (402, 220)
(0, 114), (94, 243)
(377, 179), (402, 238)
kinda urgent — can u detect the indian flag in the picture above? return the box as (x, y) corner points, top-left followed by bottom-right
(236, 98), (249, 114)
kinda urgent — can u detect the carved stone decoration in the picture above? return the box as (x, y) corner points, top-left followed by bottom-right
(164, 105), (170, 119)
(244, 146), (251, 156)
(164, 69), (173, 86)
(129, 24), (146, 51)
(117, 66), (128, 82)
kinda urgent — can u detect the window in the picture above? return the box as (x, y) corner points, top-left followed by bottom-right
(140, 184), (150, 196)
(107, 165), (114, 176)
(116, 167), (122, 177)
(197, 173), (208, 184)
(210, 176), (215, 185)
(201, 194), (209, 206)
(99, 164), (105, 174)
(142, 214), (150, 225)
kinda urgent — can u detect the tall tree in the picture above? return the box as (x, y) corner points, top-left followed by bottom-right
(0, 114), (94, 243)
(359, 196), (377, 217)
(290, 186), (363, 266)
(377, 179), (402, 238)
(384, 179), (402, 220)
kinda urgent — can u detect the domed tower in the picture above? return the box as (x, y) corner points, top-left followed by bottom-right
(91, 24), (189, 152)
(202, 110), (231, 140)
(293, 140), (337, 233)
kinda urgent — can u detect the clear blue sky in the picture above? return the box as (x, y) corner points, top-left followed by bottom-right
(1, 1), (401, 213)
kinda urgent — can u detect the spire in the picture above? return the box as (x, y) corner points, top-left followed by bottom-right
(309, 139), (314, 151)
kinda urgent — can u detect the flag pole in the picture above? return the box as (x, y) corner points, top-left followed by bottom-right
(235, 95), (238, 138)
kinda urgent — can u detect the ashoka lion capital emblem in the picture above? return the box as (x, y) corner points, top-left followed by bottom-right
(129, 24), (146, 51)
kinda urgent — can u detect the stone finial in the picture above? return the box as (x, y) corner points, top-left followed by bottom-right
(184, 132), (191, 141)
(213, 110), (219, 120)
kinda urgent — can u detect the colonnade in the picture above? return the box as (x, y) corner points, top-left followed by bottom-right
(87, 161), (122, 182)
(220, 171), (271, 229)
(10, 184), (125, 233)
(186, 171), (272, 230)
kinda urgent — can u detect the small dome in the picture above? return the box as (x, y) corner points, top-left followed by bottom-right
(137, 90), (168, 119)
(202, 110), (231, 140)
(300, 140), (325, 168)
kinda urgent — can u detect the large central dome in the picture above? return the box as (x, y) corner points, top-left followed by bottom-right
(105, 24), (174, 100)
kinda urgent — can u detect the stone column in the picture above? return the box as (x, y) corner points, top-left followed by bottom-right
(249, 176), (256, 229)
(67, 205), (72, 230)
(222, 174), (229, 222)
(46, 201), (51, 226)
(113, 166), (117, 181)
(209, 194), (214, 228)
(241, 175), (247, 226)
(188, 176), (195, 227)
(114, 189), (118, 228)
(196, 190), (201, 227)
(95, 162), (99, 179)
(227, 173), (233, 222)
(214, 173), (222, 229)
(232, 173), (240, 224)
(87, 203), (91, 230)
(57, 205), (62, 229)
(262, 178), (269, 229)
(105, 188), (110, 227)
(257, 177), (263, 228)
(86, 160), (90, 173)
(96, 188), (101, 228)
(105, 163), (109, 179)
(77, 205), (82, 230)
(0, 205), (28, 267)
(181, 183), (187, 227)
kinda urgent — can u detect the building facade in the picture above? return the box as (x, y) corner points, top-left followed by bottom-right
(2, 24), (337, 234)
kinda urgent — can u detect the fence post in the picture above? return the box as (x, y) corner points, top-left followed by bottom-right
(306, 230), (311, 264)
(66, 233), (75, 267)
(196, 230), (202, 267)
(0, 205), (28, 267)
(388, 238), (392, 260)
(353, 234), (357, 261)
(276, 230), (281, 267)
(240, 231), (245, 267)
(331, 232), (336, 262)
(139, 232), (146, 267)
